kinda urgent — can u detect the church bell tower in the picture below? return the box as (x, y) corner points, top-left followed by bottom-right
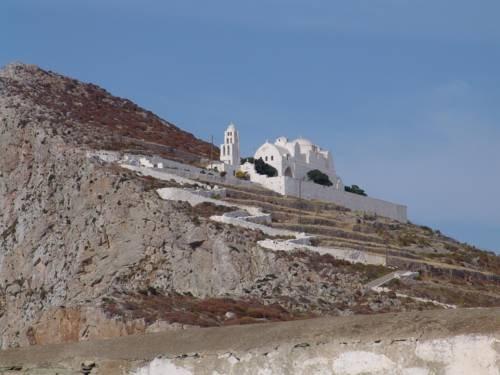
(220, 122), (240, 167)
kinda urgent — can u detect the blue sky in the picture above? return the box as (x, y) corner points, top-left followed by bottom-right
(2, 0), (499, 253)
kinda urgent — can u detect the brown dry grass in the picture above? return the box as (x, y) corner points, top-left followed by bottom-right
(7, 65), (219, 163)
(103, 292), (314, 327)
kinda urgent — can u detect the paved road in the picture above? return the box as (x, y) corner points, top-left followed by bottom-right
(0, 307), (498, 369)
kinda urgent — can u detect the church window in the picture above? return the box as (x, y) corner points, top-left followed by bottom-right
(271, 155), (274, 161)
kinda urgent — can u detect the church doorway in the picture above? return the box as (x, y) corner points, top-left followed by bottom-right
(284, 167), (293, 177)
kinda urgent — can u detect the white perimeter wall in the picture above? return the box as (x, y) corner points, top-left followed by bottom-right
(256, 176), (407, 222)
(120, 154), (407, 222)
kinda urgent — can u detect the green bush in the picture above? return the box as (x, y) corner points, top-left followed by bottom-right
(307, 169), (333, 186)
(255, 158), (278, 177)
(345, 184), (367, 196)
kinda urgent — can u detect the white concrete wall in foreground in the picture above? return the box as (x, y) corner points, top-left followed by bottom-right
(132, 334), (500, 375)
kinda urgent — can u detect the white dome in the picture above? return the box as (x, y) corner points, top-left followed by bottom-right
(294, 138), (313, 147)
(227, 122), (236, 130)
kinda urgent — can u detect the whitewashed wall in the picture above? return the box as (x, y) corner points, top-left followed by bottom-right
(283, 178), (407, 222)
(131, 333), (500, 375)
(249, 176), (407, 222)
(121, 154), (407, 222)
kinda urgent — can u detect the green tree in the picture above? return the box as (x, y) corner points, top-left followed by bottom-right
(255, 158), (278, 177)
(344, 184), (367, 196)
(307, 169), (333, 186)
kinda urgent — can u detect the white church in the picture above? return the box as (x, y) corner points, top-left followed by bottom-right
(212, 123), (343, 187)
(251, 137), (344, 190)
(210, 123), (407, 222)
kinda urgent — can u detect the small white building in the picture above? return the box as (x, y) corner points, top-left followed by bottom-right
(139, 157), (163, 169)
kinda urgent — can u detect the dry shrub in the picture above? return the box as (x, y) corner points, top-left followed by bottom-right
(102, 293), (312, 328)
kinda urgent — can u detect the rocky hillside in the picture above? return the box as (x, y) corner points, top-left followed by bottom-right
(0, 63), (498, 350)
(218, 183), (500, 307)
(0, 63), (218, 163)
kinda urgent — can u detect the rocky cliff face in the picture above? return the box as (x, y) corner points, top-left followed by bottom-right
(0, 63), (490, 350)
(0, 63), (274, 348)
